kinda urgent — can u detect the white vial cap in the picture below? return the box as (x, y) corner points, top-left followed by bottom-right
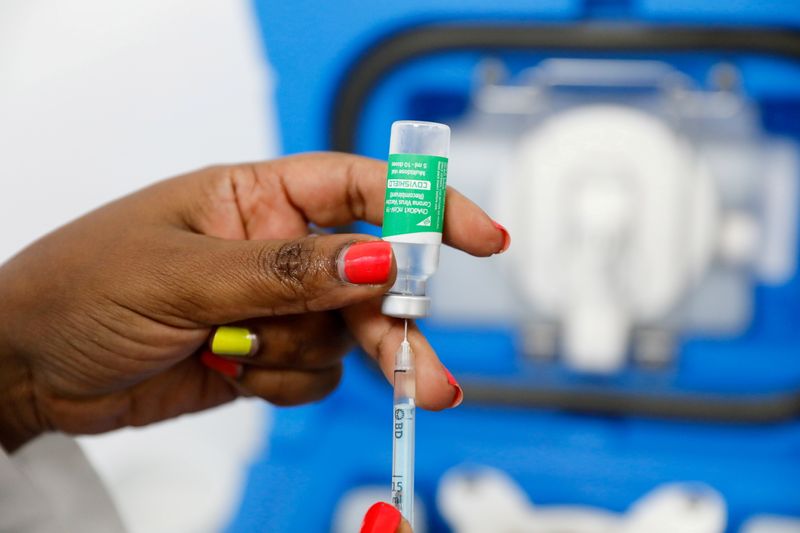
(390, 121), (450, 157)
(382, 294), (431, 319)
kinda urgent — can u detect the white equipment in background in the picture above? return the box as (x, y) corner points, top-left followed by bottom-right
(741, 516), (800, 533)
(433, 59), (800, 374)
(507, 105), (716, 373)
(437, 466), (727, 533)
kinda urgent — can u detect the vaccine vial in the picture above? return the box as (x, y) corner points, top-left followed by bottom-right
(381, 120), (451, 319)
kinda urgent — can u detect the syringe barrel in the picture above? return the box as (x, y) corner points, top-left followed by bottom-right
(381, 121), (451, 319)
(391, 370), (416, 525)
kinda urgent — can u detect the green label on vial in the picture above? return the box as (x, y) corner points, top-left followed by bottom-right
(382, 153), (448, 237)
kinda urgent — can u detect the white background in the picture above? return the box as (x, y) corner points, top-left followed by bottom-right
(0, 1), (276, 531)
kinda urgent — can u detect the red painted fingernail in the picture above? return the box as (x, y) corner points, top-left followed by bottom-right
(200, 351), (242, 378)
(338, 241), (393, 285)
(493, 220), (511, 253)
(361, 502), (401, 533)
(443, 366), (464, 408)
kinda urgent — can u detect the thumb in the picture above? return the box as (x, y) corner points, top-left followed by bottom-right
(163, 234), (394, 324)
(361, 502), (412, 533)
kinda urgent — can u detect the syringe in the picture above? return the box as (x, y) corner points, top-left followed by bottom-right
(391, 319), (415, 525)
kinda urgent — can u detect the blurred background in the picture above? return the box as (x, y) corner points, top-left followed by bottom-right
(3, 1), (800, 532)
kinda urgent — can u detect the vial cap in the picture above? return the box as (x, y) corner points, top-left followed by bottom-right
(382, 294), (431, 319)
(390, 121), (450, 158)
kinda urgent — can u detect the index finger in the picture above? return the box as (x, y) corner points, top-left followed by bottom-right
(259, 152), (507, 257)
(341, 298), (460, 411)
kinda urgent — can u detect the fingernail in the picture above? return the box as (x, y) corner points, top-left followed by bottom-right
(200, 351), (243, 378)
(338, 241), (392, 285)
(443, 366), (464, 408)
(209, 327), (258, 356)
(361, 502), (401, 533)
(493, 220), (511, 253)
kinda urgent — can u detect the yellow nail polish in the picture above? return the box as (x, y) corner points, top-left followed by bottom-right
(210, 327), (258, 356)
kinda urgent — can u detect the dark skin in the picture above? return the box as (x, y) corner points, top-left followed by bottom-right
(396, 518), (412, 533)
(0, 153), (505, 453)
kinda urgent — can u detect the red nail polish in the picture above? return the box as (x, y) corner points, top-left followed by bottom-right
(443, 366), (464, 408)
(200, 351), (242, 378)
(361, 502), (401, 533)
(492, 220), (511, 253)
(339, 241), (392, 284)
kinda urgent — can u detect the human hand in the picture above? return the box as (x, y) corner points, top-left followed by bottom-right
(0, 153), (508, 451)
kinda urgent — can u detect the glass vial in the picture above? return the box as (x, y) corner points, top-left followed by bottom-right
(381, 120), (451, 319)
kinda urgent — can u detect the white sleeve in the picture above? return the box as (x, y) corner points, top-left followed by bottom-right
(0, 433), (126, 533)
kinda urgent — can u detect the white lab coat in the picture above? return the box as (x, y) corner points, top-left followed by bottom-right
(0, 434), (125, 532)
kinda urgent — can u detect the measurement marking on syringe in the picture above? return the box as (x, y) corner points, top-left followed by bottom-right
(390, 333), (416, 525)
